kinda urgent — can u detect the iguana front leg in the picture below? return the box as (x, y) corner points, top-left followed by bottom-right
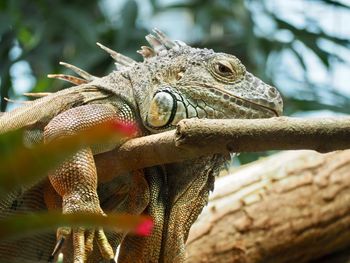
(44, 104), (126, 262)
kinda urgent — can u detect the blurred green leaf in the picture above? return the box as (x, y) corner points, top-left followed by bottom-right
(289, 47), (306, 71)
(122, 0), (138, 28)
(0, 120), (136, 197)
(321, 0), (350, 9)
(274, 16), (349, 68)
(284, 96), (350, 115)
(0, 212), (153, 240)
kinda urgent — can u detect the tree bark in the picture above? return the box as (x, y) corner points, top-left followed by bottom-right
(186, 150), (350, 263)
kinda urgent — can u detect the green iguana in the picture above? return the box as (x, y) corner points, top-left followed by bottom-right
(0, 29), (283, 263)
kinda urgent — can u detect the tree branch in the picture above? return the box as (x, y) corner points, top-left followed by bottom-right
(95, 117), (350, 181)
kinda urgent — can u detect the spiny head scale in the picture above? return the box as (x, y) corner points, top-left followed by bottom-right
(138, 28), (188, 59)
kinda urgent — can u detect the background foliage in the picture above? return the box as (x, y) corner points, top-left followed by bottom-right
(0, 0), (349, 163)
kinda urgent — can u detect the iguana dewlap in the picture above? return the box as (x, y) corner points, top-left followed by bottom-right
(0, 29), (283, 263)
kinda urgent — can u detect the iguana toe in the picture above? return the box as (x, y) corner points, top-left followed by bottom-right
(84, 228), (95, 256)
(96, 227), (114, 260)
(73, 227), (85, 263)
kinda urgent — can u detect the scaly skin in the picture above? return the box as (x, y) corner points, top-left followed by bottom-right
(0, 29), (283, 262)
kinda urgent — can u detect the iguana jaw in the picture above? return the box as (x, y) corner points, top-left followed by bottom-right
(203, 84), (283, 117)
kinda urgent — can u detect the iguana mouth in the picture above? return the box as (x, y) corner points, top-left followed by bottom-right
(202, 84), (282, 117)
(231, 94), (281, 117)
(228, 93), (281, 117)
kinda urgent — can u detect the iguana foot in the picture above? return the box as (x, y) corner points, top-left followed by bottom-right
(55, 225), (114, 262)
(56, 194), (114, 262)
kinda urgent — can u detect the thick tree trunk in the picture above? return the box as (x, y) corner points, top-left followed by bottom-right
(186, 150), (350, 263)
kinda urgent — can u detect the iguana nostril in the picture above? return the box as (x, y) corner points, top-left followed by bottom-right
(268, 86), (277, 97)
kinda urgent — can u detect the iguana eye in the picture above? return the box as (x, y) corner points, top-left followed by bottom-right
(215, 62), (234, 76)
(209, 56), (246, 83)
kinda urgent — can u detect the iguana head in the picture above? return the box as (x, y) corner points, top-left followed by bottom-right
(127, 29), (283, 133)
(92, 29), (282, 133)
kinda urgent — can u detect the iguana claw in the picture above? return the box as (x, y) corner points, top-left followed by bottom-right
(51, 225), (114, 263)
(48, 236), (65, 262)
